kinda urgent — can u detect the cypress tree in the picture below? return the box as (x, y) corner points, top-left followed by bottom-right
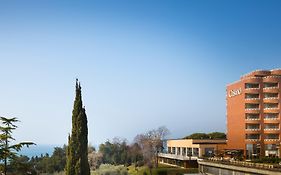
(66, 79), (90, 175)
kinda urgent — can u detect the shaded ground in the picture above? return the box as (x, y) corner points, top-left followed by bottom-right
(128, 164), (198, 175)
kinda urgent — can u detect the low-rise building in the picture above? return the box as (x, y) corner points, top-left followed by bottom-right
(158, 139), (226, 168)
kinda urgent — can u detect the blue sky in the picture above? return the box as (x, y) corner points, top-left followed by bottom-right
(0, 0), (281, 146)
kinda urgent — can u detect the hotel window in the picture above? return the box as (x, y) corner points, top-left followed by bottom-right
(168, 147), (171, 153)
(264, 113), (279, 120)
(245, 114), (259, 120)
(265, 134), (279, 140)
(246, 144), (260, 159)
(265, 144), (279, 157)
(172, 147), (175, 154)
(193, 148), (199, 157)
(245, 103), (259, 109)
(246, 124), (260, 130)
(245, 83), (259, 89)
(246, 134), (260, 140)
(264, 103), (278, 109)
(264, 82), (278, 88)
(187, 148), (192, 156)
(177, 147), (181, 155)
(264, 124), (279, 130)
(265, 144), (277, 150)
(245, 93), (259, 99)
(182, 147), (186, 156)
(264, 93), (278, 98)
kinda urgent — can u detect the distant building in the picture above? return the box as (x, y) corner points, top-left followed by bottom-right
(227, 69), (281, 159)
(158, 139), (226, 168)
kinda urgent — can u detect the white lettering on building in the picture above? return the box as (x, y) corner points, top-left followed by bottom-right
(229, 88), (242, 97)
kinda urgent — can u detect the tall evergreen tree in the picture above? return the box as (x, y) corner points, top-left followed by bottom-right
(66, 79), (90, 175)
(0, 117), (35, 175)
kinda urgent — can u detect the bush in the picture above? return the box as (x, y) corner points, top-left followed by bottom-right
(94, 164), (128, 175)
(157, 170), (167, 175)
(252, 157), (281, 164)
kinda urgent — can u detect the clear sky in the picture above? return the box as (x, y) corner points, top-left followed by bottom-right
(0, 0), (281, 146)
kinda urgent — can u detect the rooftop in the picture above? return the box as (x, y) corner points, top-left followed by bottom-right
(241, 69), (281, 79)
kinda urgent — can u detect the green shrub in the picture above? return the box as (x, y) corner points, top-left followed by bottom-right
(252, 157), (281, 164)
(94, 164), (128, 175)
(157, 170), (167, 175)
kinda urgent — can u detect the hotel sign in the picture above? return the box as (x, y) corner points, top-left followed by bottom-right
(229, 88), (242, 97)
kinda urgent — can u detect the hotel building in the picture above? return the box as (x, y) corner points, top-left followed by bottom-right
(227, 69), (281, 158)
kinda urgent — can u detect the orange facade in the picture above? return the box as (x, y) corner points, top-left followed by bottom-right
(227, 69), (281, 158)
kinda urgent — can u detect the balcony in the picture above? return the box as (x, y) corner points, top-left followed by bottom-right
(264, 93), (278, 99)
(263, 98), (279, 103)
(245, 93), (259, 100)
(264, 119), (279, 124)
(246, 134), (260, 141)
(264, 104), (279, 113)
(245, 94), (260, 103)
(246, 124), (260, 132)
(264, 128), (280, 131)
(264, 123), (279, 128)
(245, 103), (260, 111)
(264, 134), (280, 142)
(263, 82), (278, 89)
(245, 121), (261, 126)
(263, 87), (279, 93)
(245, 119), (260, 121)
(263, 83), (279, 93)
(264, 103), (278, 108)
(246, 114), (259, 119)
(245, 83), (260, 89)
(264, 124), (280, 133)
(264, 129), (280, 134)
(245, 128), (260, 131)
(264, 117), (279, 120)
(263, 93), (279, 103)
(264, 113), (279, 123)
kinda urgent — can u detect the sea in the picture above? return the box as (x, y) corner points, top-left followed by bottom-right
(19, 144), (60, 158)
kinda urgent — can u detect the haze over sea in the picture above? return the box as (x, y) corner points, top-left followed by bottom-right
(19, 145), (58, 157)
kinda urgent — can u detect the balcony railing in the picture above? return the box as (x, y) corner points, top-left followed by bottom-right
(245, 84), (260, 89)
(264, 97), (278, 100)
(246, 118), (260, 120)
(246, 128), (260, 131)
(245, 98), (260, 100)
(245, 108), (259, 111)
(264, 107), (279, 110)
(263, 87), (278, 89)
(264, 139), (280, 142)
(264, 117), (278, 120)
(158, 153), (198, 160)
(264, 128), (280, 131)
(246, 138), (260, 141)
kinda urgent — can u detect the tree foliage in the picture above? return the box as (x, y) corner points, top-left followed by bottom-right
(8, 145), (95, 174)
(97, 126), (169, 170)
(88, 145), (103, 171)
(29, 146), (67, 174)
(134, 126), (169, 168)
(99, 138), (130, 166)
(66, 79), (90, 175)
(94, 164), (128, 175)
(183, 132), (226, 139)
(8, 155), (37, 175)
(0, 117), (35, 175)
